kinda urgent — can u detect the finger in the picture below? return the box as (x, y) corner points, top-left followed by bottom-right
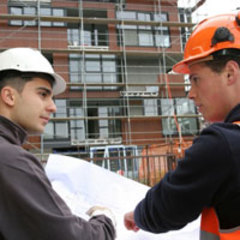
(133, 226), (140, 232)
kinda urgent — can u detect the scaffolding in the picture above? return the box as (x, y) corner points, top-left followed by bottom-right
(0, 0), (203, 171)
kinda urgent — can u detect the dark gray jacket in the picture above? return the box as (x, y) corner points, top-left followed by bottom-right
(0, 116), (115, 240)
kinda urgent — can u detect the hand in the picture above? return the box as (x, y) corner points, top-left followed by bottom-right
(124, 211), (140, 232)
(86, 206), (117, 227)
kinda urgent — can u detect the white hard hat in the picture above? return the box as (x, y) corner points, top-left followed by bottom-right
(0, 48), (66, 95)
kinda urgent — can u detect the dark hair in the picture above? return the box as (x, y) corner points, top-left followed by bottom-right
(0, 70), (54, 93)
(204, 49), (240, 73)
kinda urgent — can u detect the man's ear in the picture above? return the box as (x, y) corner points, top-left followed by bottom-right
(0, 86), (16, 107)
(225, 60), (239, 86)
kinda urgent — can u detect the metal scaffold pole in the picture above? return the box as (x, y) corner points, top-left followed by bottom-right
(37, 0), (41, 50)
(0, 0), (202, 159)
(79, 0), (89, 149)
(119, 0), (132, 145)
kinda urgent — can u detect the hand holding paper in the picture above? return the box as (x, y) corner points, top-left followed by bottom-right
(124, 211), (139, 232)
(46, 154), (200, 240)
(87, 206), (117, 227)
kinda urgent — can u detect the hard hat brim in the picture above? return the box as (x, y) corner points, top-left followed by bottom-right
(172, 61), (190, 74)
(172, 55), (214, 74)
(52, 73), (66, 95)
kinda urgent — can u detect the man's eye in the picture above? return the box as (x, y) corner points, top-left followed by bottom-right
(190, 76), (199, 83)
(39, 91), (47, 97)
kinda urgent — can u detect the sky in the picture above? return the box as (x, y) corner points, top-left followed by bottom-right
(178, 0), (240, 22)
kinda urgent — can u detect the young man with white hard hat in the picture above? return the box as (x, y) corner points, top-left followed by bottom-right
(124, 12), (240, 239)
(0, 48), (116, 240)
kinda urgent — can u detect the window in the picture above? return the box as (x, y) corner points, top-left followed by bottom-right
(53, 9), (64, 27)
(129, 100), (143, 116)
(9, 6), (65, 27)
(67, 29), (92, 46)
(102, 58), (117, 90)
(47, 100), (121, 141)
(154, 13), (170, 48)
(9, 7), (23, 26)
(54, 99), (68, 139)
(108, 107), (122, 138)
(161, 98), (175, 136)
(116, 11), (170, 48)
(44, 122), (54, 139)
(69, 105), (85, 142)
(138, 13), (154, 46)
(117, 11), (137, 28)
(69, 54), (83, 90)
(139, 31), (154, 46)
(44, 99), (121, 142)
(175, 98), (198, 135)
(67, 25), (108, 47)
(44, 99), (68, 140)
(86, 100), (122, 139)
(179, 8), (192, 51)
(144, 99), (158, 116)
(69, 54), (118, 90)
(161, 98), (198, 136)
(85, 55), (102, 89)
(24, 7), (36, 26)
(40, 7), (51, 27)
(98, 107), (109, 138)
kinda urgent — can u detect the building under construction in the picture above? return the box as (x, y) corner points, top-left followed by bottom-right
(0, 0), (205, 185)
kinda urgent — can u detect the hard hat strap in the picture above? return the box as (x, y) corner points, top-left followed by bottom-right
(212, 48), (240, 57)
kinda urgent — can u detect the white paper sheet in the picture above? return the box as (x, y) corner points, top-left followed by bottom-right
(45, 154), (200, 240)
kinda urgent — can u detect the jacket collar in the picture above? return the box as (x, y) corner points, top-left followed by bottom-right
(224, 104), (240, 123)
(0, 115), (27, 145)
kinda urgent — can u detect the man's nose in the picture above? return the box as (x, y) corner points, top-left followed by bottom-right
(48, 99), (57, 113)
(187, 86), (195, 100)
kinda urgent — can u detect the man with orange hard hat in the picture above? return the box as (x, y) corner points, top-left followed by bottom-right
(124, 12), (240, 239)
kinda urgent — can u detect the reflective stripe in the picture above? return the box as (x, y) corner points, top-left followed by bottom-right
(201, 230), (220, 240)
(232, 121), (240, 126)
(201, 208), (220, 235)
(220, 226), (240, 234)
(201, 207), (240, 240)
(200, 121), (240, 240)
(219, 229), (240, 240)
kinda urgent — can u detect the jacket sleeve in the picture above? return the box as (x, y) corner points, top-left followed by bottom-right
(134, 126), (232, 233)
(0, 149), (116, 240)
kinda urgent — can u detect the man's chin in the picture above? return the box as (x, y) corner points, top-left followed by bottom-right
(27, 128), (44, 135)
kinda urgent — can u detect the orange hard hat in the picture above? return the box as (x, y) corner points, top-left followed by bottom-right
(173, 12), (240, 74)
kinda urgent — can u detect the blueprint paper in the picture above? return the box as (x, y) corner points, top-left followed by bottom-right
(45, 154), (200, 240)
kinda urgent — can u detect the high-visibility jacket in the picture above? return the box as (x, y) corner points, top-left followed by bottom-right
(201, 207), (240, 240)
(200, 119), (240, 240)
(134, 104), (240, 235)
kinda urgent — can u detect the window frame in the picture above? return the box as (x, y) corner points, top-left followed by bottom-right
(9, 5), (66, 27)
(116, 10), (171, 48)
(160, 98), (198, 136)
(69, 54), (118, 91)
